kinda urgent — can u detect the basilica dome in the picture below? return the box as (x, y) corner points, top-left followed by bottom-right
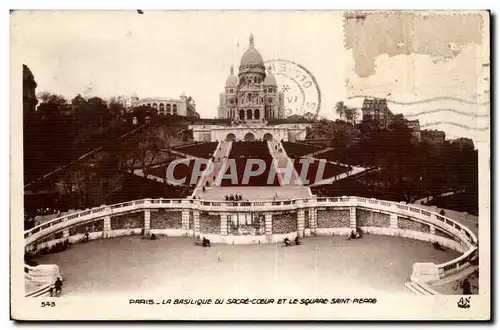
(240, 34), (264, 67)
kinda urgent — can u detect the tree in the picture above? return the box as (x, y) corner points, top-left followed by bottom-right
(344, 106), (359, 125)
(38, 91), (67, 106)
(335, 101), (345, 120)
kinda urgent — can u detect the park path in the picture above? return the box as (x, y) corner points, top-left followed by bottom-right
(267, 140), (303, 187)
(192, 140), (232, 198)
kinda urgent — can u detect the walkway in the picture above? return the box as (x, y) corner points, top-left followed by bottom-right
(267, 141), (303, 186)
(192, 140), (232, 198)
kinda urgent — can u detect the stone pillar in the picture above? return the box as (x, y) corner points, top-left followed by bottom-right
(220, 213), (228, 236)
(429, 224), (436, 235)
(265, 213), (272, 242)
(390, 213), (398, 229)
(349, 206), (357, 228)
(144, 210), (151, 235)
(181, 210), (190, 230)
(309, 208), (317, 233)
(63, 229), (70, 238)
(193, 211), (201, 238)
(429, 213), (437, 235)
(297, 209), (305, 238)
(103, 215), (111, 238)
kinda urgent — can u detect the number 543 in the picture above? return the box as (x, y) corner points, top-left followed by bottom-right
(41, 301), (55, 307)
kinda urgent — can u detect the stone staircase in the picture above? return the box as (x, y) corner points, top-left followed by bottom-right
(267, 140), (303, 186)
(404, 281), (438, 296)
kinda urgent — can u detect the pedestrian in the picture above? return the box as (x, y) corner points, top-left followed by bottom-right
(54, 277), (63, 297)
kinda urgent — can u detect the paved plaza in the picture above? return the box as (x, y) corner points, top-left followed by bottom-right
(33, 235), (459, 297)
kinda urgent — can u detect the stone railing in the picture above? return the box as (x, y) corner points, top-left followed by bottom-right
(24, 196), (478, 295)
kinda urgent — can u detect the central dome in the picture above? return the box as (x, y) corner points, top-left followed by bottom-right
(240, 34), (264, 67)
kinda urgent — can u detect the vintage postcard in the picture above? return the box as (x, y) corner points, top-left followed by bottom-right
(11, 10), (490, 320)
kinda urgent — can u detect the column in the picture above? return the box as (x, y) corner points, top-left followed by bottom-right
(390, 213), (398, 229)
(429, 224), (436, 235)
(220, 213), (228, 236)
(193, 211), (200, 238)
(144, 210), (151, 235)
(349, 206), (357, 228)
(309, 208), (317, 233)
(297, 209), (305, 238)
(429, 213), (437, 235)
(181, 210), (190, 230)
(103, 215), (111, 238)
(265, 213), (272, 242)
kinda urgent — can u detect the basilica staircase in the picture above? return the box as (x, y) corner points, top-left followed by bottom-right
(267, 140), (303, 186)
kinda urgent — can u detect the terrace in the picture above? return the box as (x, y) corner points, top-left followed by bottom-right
(220, 141), (279, 187)
(281, 141), (324, 158)
(173, 142), (218, 159)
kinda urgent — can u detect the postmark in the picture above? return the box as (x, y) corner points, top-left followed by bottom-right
(264, 59), (321, 120)
(240, 59), (321, 140)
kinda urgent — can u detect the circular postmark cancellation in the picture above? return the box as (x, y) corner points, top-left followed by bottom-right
(240, 59), (321, 140)
(264, 59), (321, 121)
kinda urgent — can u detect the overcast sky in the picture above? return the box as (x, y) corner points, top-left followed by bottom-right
(12, 11), (489, 143)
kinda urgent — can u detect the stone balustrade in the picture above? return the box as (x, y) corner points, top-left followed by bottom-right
(24, 196), (478, 296)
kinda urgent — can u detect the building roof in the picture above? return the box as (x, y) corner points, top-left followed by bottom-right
(264, 71), (277, 85)
(225, 65), (239, 86)
(240, 34), (264, 67)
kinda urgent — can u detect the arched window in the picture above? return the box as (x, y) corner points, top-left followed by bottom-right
(246, 109), (253, 120)
(147, 103), (151, 107)
(173, 104), (177, 115)
(254, 109), (260, 120)
(248, 93), (252, 103)
(152, 103), (158, 110)
(239, 109), (245, 120)
(159, 103), (165, 115)
(166, 104), (171, 115)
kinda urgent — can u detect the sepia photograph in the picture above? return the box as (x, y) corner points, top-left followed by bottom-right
(10, 10), (490, 320)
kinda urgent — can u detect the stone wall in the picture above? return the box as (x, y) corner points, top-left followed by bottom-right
(69, 219), (105, 236)
(111, 212), (144, 230)
(317, 209), (350, 228)
(150, 210), (182, 229)
(435, 228), (454, 239)
(272, 213), (297, 234)
(200, 213), (220, 234)
(397, 216), (430, 233)
(357, 209), (390, 227)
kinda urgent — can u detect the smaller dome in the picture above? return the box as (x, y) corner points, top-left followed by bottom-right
(264, 72), (277, 85)
(225, 66), (239, 87)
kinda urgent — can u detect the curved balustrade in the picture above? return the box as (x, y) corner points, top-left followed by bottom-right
(24, 196), (478, 296)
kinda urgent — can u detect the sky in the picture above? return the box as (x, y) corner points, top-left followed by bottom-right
(11, 10), (489, 144)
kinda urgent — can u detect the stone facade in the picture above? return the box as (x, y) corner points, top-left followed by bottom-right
(397, 216), (431, 233)
(357, 209), (390, 227)
(200, 212), (220, 234)
(317, 209), (350, 228)
(69, 219), (105, 236)
(111, 212), (145, 230)
(150, 210), (183, 229)
(272, 213), (297, 234)
(218, 35), (285, 120)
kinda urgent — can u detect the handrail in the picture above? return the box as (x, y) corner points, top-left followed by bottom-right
(24, 196), (478, 279)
